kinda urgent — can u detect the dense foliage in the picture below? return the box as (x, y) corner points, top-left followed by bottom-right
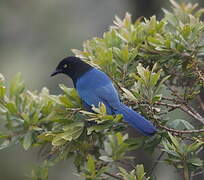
(1, 1), (204, 179)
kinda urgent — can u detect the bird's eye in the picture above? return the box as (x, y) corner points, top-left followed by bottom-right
(63, 64), (68, 69)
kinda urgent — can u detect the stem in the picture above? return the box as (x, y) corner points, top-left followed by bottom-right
(183, 161), (189, 180)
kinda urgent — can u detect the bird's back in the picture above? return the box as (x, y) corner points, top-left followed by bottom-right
(76, 68), (121, 113)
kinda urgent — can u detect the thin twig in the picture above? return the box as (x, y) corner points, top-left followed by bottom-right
(161, 96), (175, 101)
(181, 104), (204, 124)
(156, 101), (180, 108)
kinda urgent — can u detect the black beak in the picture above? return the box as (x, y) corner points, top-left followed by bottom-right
(51, 70), (61, 77)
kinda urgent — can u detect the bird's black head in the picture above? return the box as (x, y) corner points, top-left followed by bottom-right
(51, 56), (93, 83)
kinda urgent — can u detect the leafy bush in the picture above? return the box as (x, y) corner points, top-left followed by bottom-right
(1, 1), (204, 179)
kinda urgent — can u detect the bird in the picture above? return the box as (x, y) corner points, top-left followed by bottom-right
(51, 56), (157, 136)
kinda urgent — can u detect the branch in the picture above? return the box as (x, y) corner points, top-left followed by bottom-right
(181, 104), (204, 124)
(158, 124), (204, 134)
(156, 101), (180, 108)
(156, 101), (204, 125)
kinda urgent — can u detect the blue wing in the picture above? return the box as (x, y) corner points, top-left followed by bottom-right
(76, 68), (120, 114)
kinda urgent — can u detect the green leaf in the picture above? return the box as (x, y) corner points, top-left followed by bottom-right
(6, 101), (18, 114)
(162, 148), (180, 157)
(59, 95), (73, 107)
(38, 133), (55, 142)
(186, 141), (204, 153)
(147, 36), (162, 46)
(52, 122), (84, 144)
(104, 141), (112, 155)
(136, 63), (146, 80)
(59, 85), (81, 107)
(195, 8), (204, 18)
(87, 123), (112, 135)
(99, 102), (107, 114)
(99, 155), (113, 162)
(52, 135), (66, 146)
(120, 45), (130, 62)
(113, 114), (123, 122)
(119, 165), (150, 180)
(59, 84), (72, 95)
(152, 94), (162, 103)
(118, 167), (131, 180)
(23, 132), (33, 150)
(167, 132), (180, 149)
(188, 158), (203, 167)
(71, 49), (90, 59)
(0, 139), (10, 150)
(154, 75), (170, 94)
(87, 155), (95, 173)
(151, 70), (161, 86)
(0, 73), (5, 85)
(166, 119), (194, 130)
(62, 126), (83, 141)
(0, 86), (6, 98)
(0, 134), (10, 139)
(121, 87), (137, 101)
(9, 72), (25, 98)
(136, 164), (145, 180)
(29, 161), (52, 180)
(63, 122), (84, 131)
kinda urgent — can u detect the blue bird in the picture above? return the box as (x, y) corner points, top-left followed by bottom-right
(51, 56), (157, 136)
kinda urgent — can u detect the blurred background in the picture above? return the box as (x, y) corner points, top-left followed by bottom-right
(0, 0), (203, 179)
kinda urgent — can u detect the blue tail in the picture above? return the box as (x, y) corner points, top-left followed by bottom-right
(115, 103), (157, 136)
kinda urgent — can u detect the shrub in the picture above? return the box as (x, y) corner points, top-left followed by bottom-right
(0, 1), (204, 179)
